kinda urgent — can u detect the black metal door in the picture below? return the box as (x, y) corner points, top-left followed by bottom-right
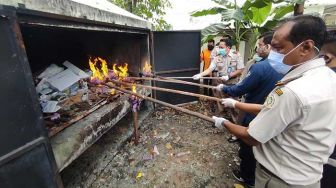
(0, 10), (62, 188)
(152, 31), (201, 104)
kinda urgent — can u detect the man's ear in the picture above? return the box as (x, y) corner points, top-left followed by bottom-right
(302, 41), (315, 54)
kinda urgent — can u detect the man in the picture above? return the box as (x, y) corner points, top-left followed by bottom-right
(213, 15), (336, 187)
(193, 39), (244, 112)
(215, 32), (283, 187)
(320, 31), (336, 188)
(200, 39), (215, 96)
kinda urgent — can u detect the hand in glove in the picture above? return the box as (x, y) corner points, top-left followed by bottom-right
(212, 116), (228, 130)
(220, 75), (229, 81)
(215, 84), (225, 91)
(221, 98), (238, 108)
(192, 74), (201, 80)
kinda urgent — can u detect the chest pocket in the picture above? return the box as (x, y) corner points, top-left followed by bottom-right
(229, 60), (237, 67)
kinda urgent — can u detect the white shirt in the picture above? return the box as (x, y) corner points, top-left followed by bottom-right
(247, 58), (336, 185)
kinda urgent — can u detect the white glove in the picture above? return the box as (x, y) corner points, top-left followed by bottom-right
(221, 98), (238, 108)
(215, 84), (225, 91)
(212, 116), (228, 130)
(192, 74), (201, 80)
(220, 75), (229, 81)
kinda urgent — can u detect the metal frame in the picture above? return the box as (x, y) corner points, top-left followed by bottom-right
(0, 8), (62, 187)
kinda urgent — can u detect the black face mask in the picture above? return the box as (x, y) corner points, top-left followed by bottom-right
(208, 45), (214, 50)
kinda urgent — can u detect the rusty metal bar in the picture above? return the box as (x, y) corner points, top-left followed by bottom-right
(106, 83), (215, 123)
(110, 79), (221, 102)
(129, 77), (216, 90)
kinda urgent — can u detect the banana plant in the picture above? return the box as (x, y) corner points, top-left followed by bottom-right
(192, 0), (304, 58)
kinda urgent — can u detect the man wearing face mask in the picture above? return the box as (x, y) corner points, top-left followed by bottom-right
(212, 15), (336, 188)
(193, 39), (244, 112)
(214, 32), (284, 187)
(200, 39), (215, 96)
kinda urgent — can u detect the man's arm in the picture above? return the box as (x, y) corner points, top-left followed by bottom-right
(229, 68), (243, 78)
(235, 101), (263, 115)
(224, 121), (260, 146)
(199, 61), (216, 76)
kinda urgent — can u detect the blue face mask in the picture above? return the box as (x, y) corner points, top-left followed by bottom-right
(218, 48), (227, 56)
(268, 42), (304, 74)
(268, 50), (292, 74)
(268, 42), (320, 74)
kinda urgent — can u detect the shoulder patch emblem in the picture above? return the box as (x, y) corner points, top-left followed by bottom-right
(264, 94), (275, 108)
(275, 88), (283, 96)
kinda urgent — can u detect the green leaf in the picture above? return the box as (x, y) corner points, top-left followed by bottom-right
(250, 0), (272, 25)
(262, 19), (279, 29)
(242, 0), (253, 12)
(191, 7), (226, 17)
(284, 0), (305, 4)
(272, 4), (294, 20)
(251, 0), (271, 8)
(221, 8), (244, 21)
(201, 23), (231, 41)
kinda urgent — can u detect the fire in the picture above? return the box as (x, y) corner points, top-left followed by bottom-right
(143, 62), (152, 76)
(89, 58), (104, 81)
(132, 84), (137, 93)
(98, 57), (109, 78)
(110, 88), (116, 95)
(113, 63), (129, 80)
(89, 57), (129, 82)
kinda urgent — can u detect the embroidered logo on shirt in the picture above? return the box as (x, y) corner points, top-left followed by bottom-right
(275, 88), (283, 96)
(264, 93), (275, 108)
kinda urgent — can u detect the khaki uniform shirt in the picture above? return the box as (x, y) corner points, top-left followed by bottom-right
(247, 58), (336, 185)
(209, 47), (244, 84)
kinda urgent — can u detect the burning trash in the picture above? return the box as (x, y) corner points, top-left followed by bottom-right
(33, 56), (133, 137)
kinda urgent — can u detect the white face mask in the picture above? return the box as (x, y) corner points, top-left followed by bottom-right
(268, 42), (319, 74)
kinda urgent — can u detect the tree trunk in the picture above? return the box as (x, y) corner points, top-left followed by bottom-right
(294, 3), (304, 16)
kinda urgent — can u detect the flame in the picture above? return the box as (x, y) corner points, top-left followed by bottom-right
(143, 62), (152, 75)
(132, 84), (137, 93)
(119, 63), (128, 79)
(113, 63), (129, 80)
(98, 57), (109, 78)
(89, 58), (104, 81)
(110, 89), (116, 95)
(89, 57), (129, 82)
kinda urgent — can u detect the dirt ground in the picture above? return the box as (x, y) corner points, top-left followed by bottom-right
(61, 101), (242, 188)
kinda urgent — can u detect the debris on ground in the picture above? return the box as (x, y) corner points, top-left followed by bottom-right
(62, 102), (241, 188)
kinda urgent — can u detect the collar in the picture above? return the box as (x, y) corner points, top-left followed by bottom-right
(281, 58), (325, 82)
(227, 49), (234, 57)
(331, 67), (336, 73)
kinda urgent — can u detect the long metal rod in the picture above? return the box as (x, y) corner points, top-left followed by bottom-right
(129, 77), (216, 90)
(165, 77), (222, 80)
(105, 83), (215, 123)
(110, 80), (222, 102)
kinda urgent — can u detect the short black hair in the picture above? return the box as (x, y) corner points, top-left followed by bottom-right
(323, 31), (336, 56)
(258, 32), (273, 45)
(207, 39), (215, 43)
(223, 34), (232, 39)
(219, 38), (233, 48)
(285, 15), (327, 49)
